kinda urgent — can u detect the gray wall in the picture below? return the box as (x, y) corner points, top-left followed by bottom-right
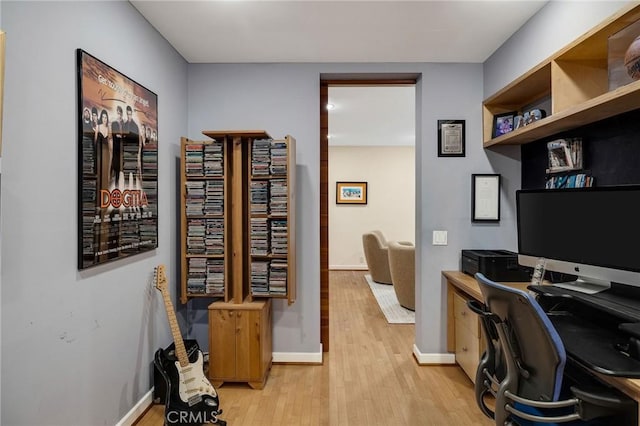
(186, 63), (521, 356)
(484, 1), (628, 97)
(1, 2), (187, 425)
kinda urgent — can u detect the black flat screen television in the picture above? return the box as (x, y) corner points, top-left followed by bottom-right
(516, 186), (640, 293)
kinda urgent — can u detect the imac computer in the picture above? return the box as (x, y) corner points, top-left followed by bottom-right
(516, 186), (640, 294)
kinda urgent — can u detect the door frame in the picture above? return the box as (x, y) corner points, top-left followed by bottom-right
(320, 75), (418, 351)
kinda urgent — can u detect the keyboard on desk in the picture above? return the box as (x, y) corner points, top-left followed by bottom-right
(529, 284), (640, 378)
(547, 312), (640, 378)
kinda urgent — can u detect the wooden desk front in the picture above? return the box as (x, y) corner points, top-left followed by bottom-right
(442, 270), (640, 414)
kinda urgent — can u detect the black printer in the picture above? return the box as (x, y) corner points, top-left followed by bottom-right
(461, 249), (531, 282)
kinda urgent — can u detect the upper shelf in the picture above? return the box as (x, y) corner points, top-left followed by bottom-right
(484, 79), (640, 147)
(483, 3), (640, 147)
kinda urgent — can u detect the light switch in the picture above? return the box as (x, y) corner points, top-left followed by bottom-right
(432, 230), (448, 246)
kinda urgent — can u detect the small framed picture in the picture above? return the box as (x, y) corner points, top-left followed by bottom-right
(336, 181), (368, 204)
(437, 119), (465, 157)
(471, 174), (501, 222)
(492, 112), (516, 138)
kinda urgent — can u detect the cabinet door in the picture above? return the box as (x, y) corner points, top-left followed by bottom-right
(209, 309), (237, 379)
(453, 292), (481, 382)
(235, 309), (262, 380)
(261, 300), (272, 374)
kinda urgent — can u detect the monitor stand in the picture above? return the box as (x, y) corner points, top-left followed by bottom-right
(553, 277), (611, 295)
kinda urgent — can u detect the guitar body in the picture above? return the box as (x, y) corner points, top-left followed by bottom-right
(154, 346), (225, 425)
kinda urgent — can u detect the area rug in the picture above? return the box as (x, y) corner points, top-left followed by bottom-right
(364, 274), (415, 324)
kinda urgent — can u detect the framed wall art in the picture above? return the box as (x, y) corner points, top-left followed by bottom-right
(437, 119), (465, 157)
(336, 182), (368, 204)
(77, 49), (158, 270)
(472, 174), (501, 222)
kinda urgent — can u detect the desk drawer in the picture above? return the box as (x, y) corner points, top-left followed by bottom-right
(453, 291), (479, 336)
(455, 322), (480, 383)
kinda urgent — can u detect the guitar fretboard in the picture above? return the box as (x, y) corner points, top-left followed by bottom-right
(156, 266), (190, 368)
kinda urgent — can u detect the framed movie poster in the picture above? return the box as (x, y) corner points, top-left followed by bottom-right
(77, 49), (158, 269)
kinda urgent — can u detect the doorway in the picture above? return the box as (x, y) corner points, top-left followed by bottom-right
(320, 75), (418, 351)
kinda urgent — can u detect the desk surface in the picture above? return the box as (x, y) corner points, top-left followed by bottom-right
(442, 271), (640, 403)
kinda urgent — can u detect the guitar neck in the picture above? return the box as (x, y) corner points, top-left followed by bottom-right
(160, 289), (190, 368)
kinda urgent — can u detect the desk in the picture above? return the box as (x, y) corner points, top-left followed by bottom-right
(442, 270), (640, 419)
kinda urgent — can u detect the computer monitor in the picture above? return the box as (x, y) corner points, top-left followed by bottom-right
(516, 186), (640, 294)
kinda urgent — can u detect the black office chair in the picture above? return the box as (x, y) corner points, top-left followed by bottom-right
(468, 273), (636, 426)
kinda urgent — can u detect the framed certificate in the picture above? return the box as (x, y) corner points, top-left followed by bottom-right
(472, 174), (500, 222)
(437, 119), (465, 157)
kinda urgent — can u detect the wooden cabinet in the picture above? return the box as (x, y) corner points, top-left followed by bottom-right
(179, 131), (297, 304)
(180, 130), (296, 388)
(208, 299), (272, 389)
(483, 3), (640, 148)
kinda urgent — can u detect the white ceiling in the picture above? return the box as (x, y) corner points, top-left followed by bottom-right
(130, 0), (548, 146)
(131, 0), (548, 64)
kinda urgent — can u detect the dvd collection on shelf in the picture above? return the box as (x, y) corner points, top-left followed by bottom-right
(183, 140), (226, 296)
(545, 137), (593, 189)
(546, 138), (583, 174)
(250, 139), (290, 297)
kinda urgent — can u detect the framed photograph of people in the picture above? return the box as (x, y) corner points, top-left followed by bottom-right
(77, 49), (158, 270)
(492, 112), (516, 138)
(336, 182), (368, 204)
(437, 119), (465, 157)
(472, 174), (501, 222)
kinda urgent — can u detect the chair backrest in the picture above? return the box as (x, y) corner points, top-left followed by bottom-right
(475, 273), (566, 402)
(370, 230), (387, 247)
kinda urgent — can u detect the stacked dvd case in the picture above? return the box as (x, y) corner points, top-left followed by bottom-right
(251, 260), (270, 296)
(270, 179), (287, 216)
(268, 260), (288, 294)
(270, 139), (287, 176)
(251, 139), (271, 176)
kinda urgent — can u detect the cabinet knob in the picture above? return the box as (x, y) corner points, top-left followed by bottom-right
(462, 346), (468, 352)
(461, 310), (466, 316)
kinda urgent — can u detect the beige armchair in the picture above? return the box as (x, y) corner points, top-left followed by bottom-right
(362, 231), (392, 284)
(388, 241), (415, 311)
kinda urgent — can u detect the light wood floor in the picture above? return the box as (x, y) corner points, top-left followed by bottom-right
(135, 270), (491, 425)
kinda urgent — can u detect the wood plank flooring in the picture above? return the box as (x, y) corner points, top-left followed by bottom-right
(135, 270), (490, 425)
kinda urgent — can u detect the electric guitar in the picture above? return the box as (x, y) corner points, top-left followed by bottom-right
(154, 265), (225, 425)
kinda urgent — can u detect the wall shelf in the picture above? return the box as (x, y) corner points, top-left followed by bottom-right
(483, 3), (640, 148)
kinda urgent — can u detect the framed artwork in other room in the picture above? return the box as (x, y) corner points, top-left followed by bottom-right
(336, 182), (368, 204)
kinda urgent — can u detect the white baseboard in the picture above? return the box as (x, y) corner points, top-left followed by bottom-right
(412, 344), (456, 365)
(116, 387), (154, 426)
(273, 345), (323, 364)
(329, 265), (368, 270)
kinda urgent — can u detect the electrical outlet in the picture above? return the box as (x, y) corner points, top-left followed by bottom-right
(432, 230), (448, 246)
